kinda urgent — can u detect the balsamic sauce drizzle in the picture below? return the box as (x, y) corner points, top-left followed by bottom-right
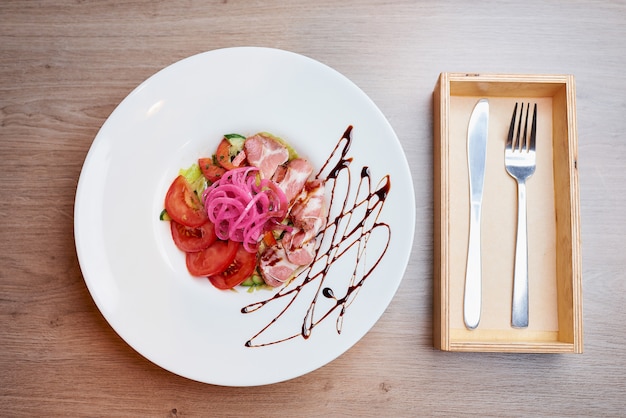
(242, 125), (392, 347)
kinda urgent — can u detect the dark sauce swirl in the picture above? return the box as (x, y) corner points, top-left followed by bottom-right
(242, 125), (392, 347)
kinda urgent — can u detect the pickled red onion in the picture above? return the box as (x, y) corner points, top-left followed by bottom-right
(202, 167), (289, 253)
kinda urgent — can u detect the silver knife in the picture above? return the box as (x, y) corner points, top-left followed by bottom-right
(464, 98), (489, 330)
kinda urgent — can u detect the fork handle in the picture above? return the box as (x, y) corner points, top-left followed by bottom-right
(512, 180), (529, 328)
(464, 202), (482, 329)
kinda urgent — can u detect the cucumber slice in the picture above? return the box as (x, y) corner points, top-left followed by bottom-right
(240, 277), (255, 286)
(159, 208), (171, 221)
(224, 134), (246, 157)
(241, 273), (265, 287)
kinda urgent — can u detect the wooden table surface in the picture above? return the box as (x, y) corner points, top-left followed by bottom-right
(2, 1), (626, 416)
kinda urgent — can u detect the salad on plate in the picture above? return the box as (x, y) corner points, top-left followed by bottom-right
(161, 132), (326, 291)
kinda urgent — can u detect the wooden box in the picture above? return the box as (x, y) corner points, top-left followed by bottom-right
(432, 73), (583, 353)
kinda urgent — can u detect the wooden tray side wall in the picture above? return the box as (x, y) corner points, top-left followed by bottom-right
(432, 74), (446, 350)
(552, 79), (584, 351)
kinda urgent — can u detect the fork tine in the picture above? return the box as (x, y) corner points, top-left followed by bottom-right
(529, 103), (537, 151)
(521, 103), (530, 151)
(507, 102), (518, 149)
(515, 103), (524, 151)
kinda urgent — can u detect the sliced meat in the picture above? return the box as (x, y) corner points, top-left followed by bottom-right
(279, 181), (327, 266)
(252, 150), (326, 288)
(275, 158), (313, 202)
(244, 134), (289, 179)
(231, 150), (247, 167)
(271, 164), (287, 183)
(258, 244), (300, 287)
(289, 180), (326, 233)
(281, 230), (315, 265)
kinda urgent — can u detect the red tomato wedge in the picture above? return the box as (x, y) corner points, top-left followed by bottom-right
(209, 244), (257, 289)
(164, 175), (208, 227)
(215, 138), (237, 170)
(185, 239), (238, 277)
(170, 220), (217, 252)
(198, 157), (226, 183)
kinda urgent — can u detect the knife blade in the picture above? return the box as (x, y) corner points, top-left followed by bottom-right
(464, 98), (489, 330)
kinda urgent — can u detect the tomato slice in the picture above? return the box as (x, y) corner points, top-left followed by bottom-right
(164, 175), (208, 227)
(208, 244), (257, 289)
(170, 220), (217, 252)
(215, 138), (237, 170)
(186, 239), (238, 277)
(198, 157), (226, 183)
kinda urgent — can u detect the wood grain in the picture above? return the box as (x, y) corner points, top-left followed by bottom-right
(2, 0), (626, 416)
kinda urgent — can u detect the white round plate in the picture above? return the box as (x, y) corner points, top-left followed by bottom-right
(74, 47), (415, 386)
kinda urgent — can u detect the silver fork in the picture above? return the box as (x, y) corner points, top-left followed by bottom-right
(505, 102), (537, 329)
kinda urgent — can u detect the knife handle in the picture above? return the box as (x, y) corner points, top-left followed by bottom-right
(464, 202), (482, 329)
